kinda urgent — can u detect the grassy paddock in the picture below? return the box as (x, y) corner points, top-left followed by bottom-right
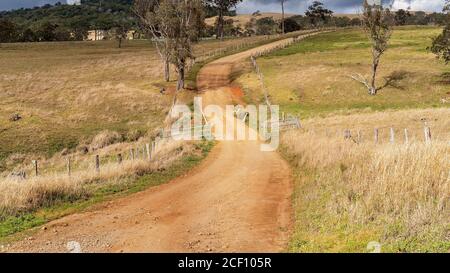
(236, 26), (450, 117)
(0, 40), (169, 172)
(281, 108), (449, 253)
(0, 38), (257, 172)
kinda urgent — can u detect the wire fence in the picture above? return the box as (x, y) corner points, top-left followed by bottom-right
(247, 29), (446, 146)
(297, 124), (444, 145)
(186, 28), (333, 74)
(247, 30), (330, 136)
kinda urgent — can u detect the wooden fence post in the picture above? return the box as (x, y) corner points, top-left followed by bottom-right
(130, 148), (135, 160)
(374, 128), (379, 144)
(404, 128), (409, 144)
(390, 128), (395, 144)
(67, 157), (71, 177)
(95, 155), (100, 172)
(152, 141), (156, 158)
(296, 116), (301, 129)
(32, 160), (38, 176)
(344, 129), (351, 140)
(424, 127), (432, 144)
(146, 143), (151, 161)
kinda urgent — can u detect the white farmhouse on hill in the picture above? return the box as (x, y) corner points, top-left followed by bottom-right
(87, 30), (108, 41)
(86, 30), (139, 41)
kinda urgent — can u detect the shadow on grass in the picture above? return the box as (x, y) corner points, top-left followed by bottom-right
(435, 72), (450, 85)
(378, 70), (412, 91)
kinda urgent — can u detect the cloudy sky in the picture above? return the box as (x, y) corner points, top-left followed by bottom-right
(236, 0), (446, 14)
(0, 0), (446, 13)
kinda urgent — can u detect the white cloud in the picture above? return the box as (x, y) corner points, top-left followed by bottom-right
(66, 0), (81, 5)
(392, 0), (445, 11)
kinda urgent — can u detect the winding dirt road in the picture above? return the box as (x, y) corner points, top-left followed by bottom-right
(6, 37), (299, 253)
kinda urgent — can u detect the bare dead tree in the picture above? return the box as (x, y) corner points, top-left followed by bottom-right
(134, 0), (204, 89)
(351, 0), (394, 95)
(279, 0), (288, 34)
(206, 0), (242, 40)
(133, 0), (171, 82)
(112, 23), (129, 49)
(135, 0), (204, 127)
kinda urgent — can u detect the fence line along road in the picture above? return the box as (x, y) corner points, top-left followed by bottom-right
(247, 30), (438, 146)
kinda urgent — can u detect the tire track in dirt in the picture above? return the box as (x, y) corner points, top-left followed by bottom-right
(6, 37), (301, 253)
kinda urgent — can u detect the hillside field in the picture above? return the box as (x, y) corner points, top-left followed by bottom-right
(237, 26), (450, 117)
(205, 12), (296, 27)
(0, 37), (267, 172)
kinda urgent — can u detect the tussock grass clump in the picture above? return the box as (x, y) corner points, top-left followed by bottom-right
(90, 130), (123, 151)
(0, 177), (87, 218)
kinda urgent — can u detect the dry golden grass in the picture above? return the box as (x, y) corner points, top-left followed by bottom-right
(89, 130), (123, 150)
(0, 40), (170, 172)
(0, 137), (197, 218)
(281, 108), (449, 252)
(205, 13), (296, 28)
(0, 37), (265, 172)
(204, 13), (361, 28)
(301, 108), (450, 142)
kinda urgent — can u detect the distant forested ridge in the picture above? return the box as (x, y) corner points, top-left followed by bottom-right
(0, 0), (239, 42)
(0, 0), (137, 42)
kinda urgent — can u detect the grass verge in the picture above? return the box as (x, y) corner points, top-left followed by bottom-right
(0, 140), (214, 243)
(279, 109), (449, 253)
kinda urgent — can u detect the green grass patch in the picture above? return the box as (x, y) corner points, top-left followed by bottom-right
(236, 27), (450, 118)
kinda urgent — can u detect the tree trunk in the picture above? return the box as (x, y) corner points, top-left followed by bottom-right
(281, 1), (285, 34)
(164, 55), (170, 82)
(370, 51), (381, 95)
(118, 38), (122, 48)
(217, 9), (224, 40)
(176, 61), (185, 91)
